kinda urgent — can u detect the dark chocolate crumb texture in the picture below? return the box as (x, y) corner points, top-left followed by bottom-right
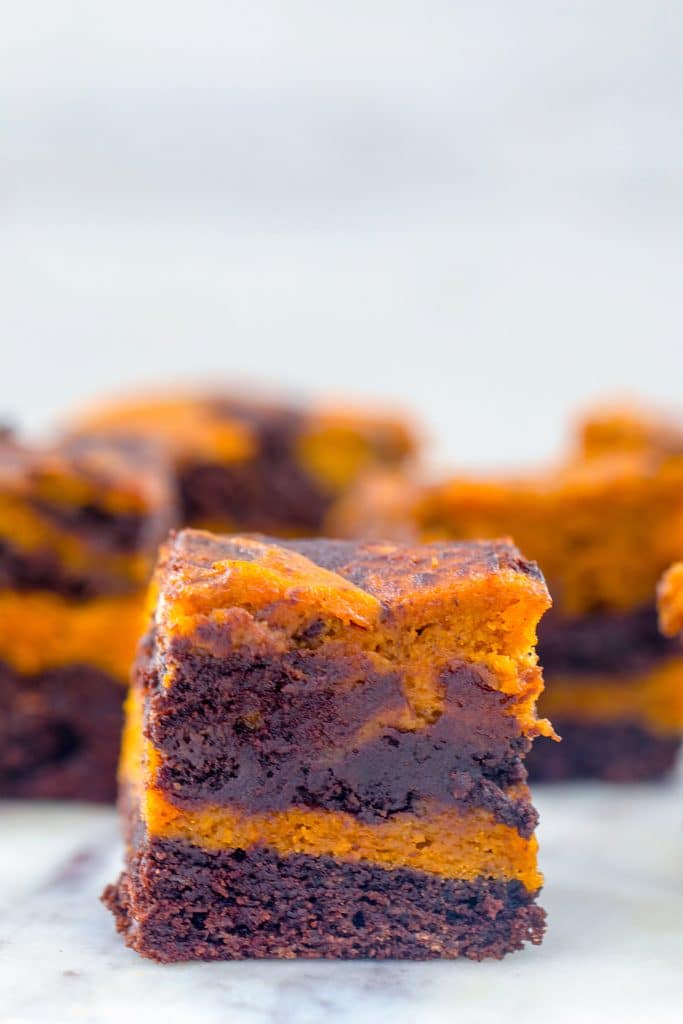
(0, 662), (122, 801)
(103, 839), (545, 962)
(105, 529), (553, 961)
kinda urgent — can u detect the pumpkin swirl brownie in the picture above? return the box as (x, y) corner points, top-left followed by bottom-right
(69, 391), (417, 537)
(103, 529), (552, 961)
(0, 433), (173, 801)
(330, 452), (683, 781)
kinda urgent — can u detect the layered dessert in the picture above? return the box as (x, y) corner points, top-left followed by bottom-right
(0, 433), (173, 800)
(331, 453), (683, 780)
(104, 529), (552, 960)
(70, 391), (417, 536)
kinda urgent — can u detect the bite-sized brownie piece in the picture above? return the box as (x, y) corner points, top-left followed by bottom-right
(69, 390), (418, 537)
(0, 432), (174, 800)
(331, 452), (683, 781)
(104, 529), (552, 961)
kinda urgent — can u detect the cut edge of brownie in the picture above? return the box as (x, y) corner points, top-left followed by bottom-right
(102, 834), (545, 962)
(105, 529), (550, 960)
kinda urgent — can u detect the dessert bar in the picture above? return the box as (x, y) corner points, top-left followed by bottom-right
(104, 530), (551, 960)
(0, 433), (173, 800)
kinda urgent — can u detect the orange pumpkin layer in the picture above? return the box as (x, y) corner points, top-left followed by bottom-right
(0, 494), (152, 588)
(0, 431), (174, 592)
(139, 786), (542, 890)
(540, 657), (683, 734)
(578, 403), (683, 460)
(331, 455), (683, 617)
(0, 589), (146, 681)
(658, 563), (683, 639)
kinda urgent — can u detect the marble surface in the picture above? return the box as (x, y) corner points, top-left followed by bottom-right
(1, 773), (682, 1024)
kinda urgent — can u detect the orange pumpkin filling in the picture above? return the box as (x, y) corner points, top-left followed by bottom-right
(0, 590), (146, 681)
(578, 404), (683, 460)
(658, 562), (683, 639)
(540, 658), (683, 734)
(69, 395), (256, 464)
(415, 456), (683, 617)
(141, 788), (542, 890)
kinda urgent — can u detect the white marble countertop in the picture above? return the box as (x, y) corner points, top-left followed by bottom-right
(1, 772), (682, 1024)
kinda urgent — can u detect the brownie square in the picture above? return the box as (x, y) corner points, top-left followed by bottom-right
(104, 529), (552, 961)
(0, 433), (173, 800)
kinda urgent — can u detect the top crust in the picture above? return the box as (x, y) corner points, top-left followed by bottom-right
(151, 530), (551, 681)
(143, 529), (552, 738)
(158, 529), (546, 610)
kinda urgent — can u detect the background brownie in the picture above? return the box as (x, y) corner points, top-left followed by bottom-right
(331, 450), (683, 781)
(69, 390), (418, 537)
(0, 432), (174, 800)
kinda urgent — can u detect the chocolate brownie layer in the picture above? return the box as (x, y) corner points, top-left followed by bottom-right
(538, 604), (679, 676)
(527, 719), (681, 782)
(103, 836), (545, 961)
(0, 540), (132, 598)
(179, 403), (332, 531)
(180, 460), (330, 535)
(146, 647), (537, 835)
(28, 498), (150, 553)
(0, 661), (123, 801)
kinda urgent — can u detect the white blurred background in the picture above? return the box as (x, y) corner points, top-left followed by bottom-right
(2, 0), (682, 465)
